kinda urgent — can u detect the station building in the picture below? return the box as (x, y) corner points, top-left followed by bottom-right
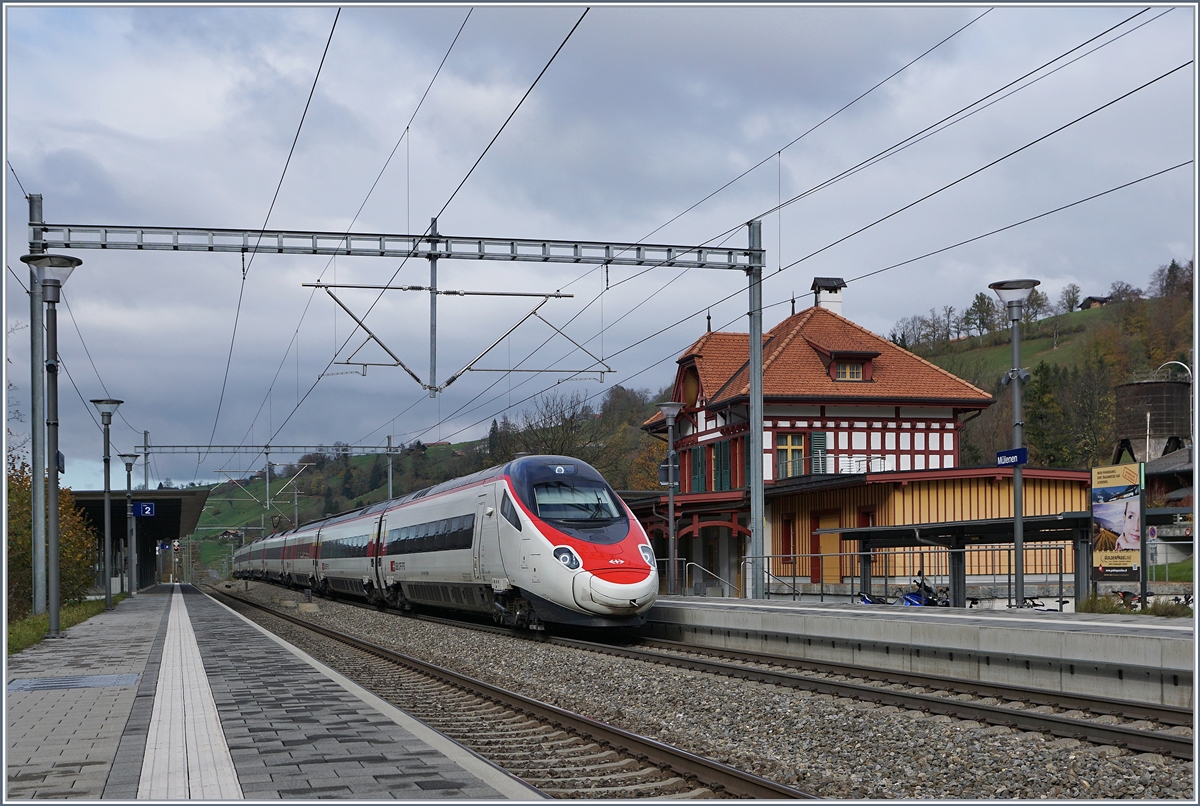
(635, 278), (1091, 600)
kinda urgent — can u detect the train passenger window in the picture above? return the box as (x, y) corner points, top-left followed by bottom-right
(500, 492), (522, 531)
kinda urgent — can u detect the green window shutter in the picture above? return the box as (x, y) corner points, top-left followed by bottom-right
(744, 437), (751, 487)
(714, 441), (731, 491)
(810, 432), (827, 474)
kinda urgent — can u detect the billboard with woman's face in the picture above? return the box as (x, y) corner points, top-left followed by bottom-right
(1091, 463), (1142, 582)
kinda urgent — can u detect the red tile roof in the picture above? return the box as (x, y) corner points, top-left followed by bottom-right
(680, 331), (753, 403)
(713, 306), (992, 405)
(643, 306), (992, 428)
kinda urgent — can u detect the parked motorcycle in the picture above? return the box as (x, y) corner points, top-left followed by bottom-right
(893, 573), (950, 607)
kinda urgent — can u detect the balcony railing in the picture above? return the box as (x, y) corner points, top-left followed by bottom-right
(776, 453), (894, 479)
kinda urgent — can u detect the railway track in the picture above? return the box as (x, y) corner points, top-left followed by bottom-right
(207, 587), (816, 799)
(379, 602), (1193, 761)
(548, 635), (1194, 761)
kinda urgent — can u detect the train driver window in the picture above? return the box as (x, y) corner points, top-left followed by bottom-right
(500, 492), (522, 531)
(532, 480), (621, 521)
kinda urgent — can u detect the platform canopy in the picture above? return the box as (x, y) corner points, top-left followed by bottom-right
(70, 487), (211, 590)
(817, 511), (1092, 549)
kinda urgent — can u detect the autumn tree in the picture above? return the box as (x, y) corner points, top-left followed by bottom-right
(7, 453), (100, 620)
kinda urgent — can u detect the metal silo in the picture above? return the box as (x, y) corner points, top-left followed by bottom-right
(1113, 379), (1192, 462)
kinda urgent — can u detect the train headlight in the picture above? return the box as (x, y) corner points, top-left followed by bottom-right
(553, 546), (581, 570)
(638, 544), (655, 566)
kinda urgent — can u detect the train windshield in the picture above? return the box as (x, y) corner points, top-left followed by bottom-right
(507, 456), (630, 544)
(532, 480), (622, 521)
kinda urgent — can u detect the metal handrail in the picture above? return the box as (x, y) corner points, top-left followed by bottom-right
(760, 569), (804, 600)
(684, 562), (741, 596)
(745, 544), (1071, 606)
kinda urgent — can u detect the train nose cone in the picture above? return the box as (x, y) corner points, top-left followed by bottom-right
(573, 569), (657, 615)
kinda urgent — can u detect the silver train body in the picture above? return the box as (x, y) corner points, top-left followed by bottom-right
(232, 455), (658, 628)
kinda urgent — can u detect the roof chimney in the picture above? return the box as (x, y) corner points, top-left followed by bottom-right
(811, 277), (847, 315)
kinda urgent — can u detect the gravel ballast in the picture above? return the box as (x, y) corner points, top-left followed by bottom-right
(225, 583), (1195, 800)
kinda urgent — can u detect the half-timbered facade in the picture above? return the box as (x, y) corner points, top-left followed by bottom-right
(636, 282), (1053, 595)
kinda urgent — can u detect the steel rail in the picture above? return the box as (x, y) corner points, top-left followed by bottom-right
(550, 636), (1193, 760)
(208, 589), (816, 799)
(634, 638), (1193, 727)
(407, 610), (1191, 731)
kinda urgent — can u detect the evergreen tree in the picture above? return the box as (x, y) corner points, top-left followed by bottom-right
(488, 419), (501, 459)
(368, 456), (385, 491)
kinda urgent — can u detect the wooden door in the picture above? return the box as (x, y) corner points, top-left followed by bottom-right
(818, 513), (841, 584)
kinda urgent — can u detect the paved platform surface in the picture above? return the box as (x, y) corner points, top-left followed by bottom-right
(6, 584), (541, 800)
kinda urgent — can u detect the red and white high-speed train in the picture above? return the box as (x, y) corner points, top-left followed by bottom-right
(232, 455), (658, 628)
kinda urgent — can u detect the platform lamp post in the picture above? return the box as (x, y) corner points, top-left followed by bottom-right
(90, 398), (122, 610)
(990, 279), (1039, 608)
(21, 253), (81, 638)
(657, 401), (685, 595)
(119, 454), (140, 596)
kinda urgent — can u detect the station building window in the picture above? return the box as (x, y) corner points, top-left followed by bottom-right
(835, 362), (864, 380)
(776, 433), (805, 478)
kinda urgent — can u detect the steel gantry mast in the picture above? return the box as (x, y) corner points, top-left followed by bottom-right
(30, 204), (767, 597)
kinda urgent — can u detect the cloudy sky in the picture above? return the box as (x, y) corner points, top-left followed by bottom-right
(4, 3), (1196, 491)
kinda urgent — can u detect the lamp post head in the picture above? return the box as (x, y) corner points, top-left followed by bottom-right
(989, 279), (1040, 320)
(118, 453), (140, 471)
(90, 398), (123, 424)
(656, 401), (685, 427)
(21, 254), (81, 303)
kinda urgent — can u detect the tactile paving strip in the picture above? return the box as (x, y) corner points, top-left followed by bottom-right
(6, 674), (139, 692)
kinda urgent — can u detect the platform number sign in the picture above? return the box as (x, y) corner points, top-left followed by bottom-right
(134, 502), (155, 517)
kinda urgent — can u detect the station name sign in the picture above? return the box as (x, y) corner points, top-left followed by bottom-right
(996, 448), (1028, 467)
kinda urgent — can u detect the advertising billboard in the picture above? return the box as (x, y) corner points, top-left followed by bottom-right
(1090, 463), (1142, 582)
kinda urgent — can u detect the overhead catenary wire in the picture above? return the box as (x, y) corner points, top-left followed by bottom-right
(59, 291), (142, 437)
(223, 6), (1171, 465)
(435, 7), (589, 220)
(555, 6), (997, 296)
(414, 159), (1192, 448)
(358, 11), (1175, 446)
(400, 55), (1193, 437)
(202, 7), (341, 463)
(605, 5), (1166, 294)
(771, 59), (1192, 276)
(358, 9), (1000, 445)
(263, 7), (591, 449)
(214, 7), (474, 479)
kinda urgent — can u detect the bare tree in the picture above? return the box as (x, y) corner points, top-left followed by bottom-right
(1057, 283), (1081, 314)
(1108, 280), (1143, 303)
(1022, 288), (1050, 324)
(510, 391), (617, 473)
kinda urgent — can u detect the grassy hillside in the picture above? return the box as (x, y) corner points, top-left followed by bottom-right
(919, 304), (1115, 386)
(918, 293), (1191, 470)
